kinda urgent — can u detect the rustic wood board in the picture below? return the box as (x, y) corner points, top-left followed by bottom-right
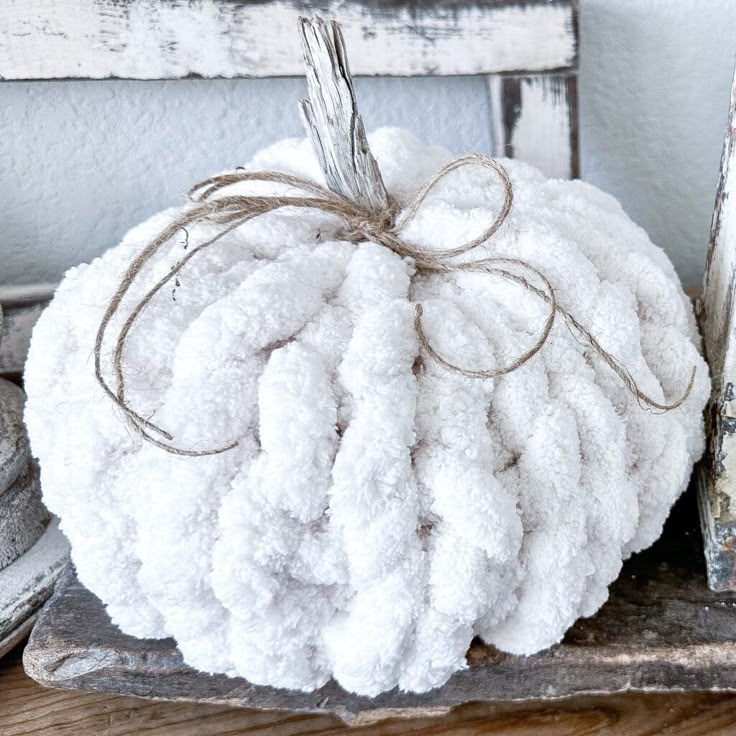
(0, 2), (579, 179)
(0, 1), (577, 81)
(9, 648), (736, 736)
(487, 71), (578, 178)
(22, 481), (736, 724)
(698, 63), (736, 591)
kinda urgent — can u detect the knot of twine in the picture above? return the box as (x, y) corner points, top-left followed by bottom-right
(94, 154), (696, 457)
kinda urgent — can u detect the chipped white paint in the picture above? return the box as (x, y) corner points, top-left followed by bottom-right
(698, 65), (736, 590)
(0, 0), (576, 80)
(508, 75), (575, 180)
(487, 73), (577, 179)
(701, 66), (736, 503)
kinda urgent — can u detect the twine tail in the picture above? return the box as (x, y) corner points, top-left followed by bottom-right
(94, 156), (697, 457)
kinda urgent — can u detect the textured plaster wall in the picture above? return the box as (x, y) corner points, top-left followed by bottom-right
(579, 0), (736, 288)
(2, 0), (736, 287)
(0, 76), (490, 285)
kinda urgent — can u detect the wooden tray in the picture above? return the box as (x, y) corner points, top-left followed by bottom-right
(22, 477), (736, 724)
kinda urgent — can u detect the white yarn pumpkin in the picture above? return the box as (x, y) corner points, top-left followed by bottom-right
(24, 128), (709, 696)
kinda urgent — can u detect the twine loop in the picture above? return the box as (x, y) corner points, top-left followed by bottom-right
(94, 154), (696, 456)
(338, 199), (400, 244)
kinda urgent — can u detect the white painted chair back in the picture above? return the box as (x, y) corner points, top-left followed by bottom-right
(0, 1), (579, 374)
(0, 0), (579, 179)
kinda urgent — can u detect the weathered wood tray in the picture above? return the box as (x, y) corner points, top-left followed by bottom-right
(21, 475), (736, 724)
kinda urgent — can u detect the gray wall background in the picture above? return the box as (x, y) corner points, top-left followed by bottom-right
(3, 0), (736, 288)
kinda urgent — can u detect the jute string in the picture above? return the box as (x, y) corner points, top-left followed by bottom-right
(93, 154), (696, 456)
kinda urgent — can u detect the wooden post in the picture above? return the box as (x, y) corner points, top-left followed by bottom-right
(487, 72), (578, 179)
(698, 64), (736, 591)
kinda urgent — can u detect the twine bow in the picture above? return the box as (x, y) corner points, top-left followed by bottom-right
(94, 154), (696, 456)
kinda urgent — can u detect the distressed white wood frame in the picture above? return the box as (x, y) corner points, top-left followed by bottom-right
(0, 0), (579, 179)
(698, 65), (736, 591)
(0, 1), (579, 376)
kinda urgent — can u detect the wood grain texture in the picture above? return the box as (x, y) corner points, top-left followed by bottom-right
(487, 72), (578, 179)
(0, 520), (69, 644)
(0, 615), (35, 660)
(0, 1), (577, 81)
(698, 64), (736, 591)
(24, 485), (736, 724)
(298, 18), (390, 212)
(10, 646), (736, 735)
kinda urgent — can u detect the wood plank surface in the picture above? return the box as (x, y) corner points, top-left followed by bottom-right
(0, 1), (577, 80)
(24, 482), (736, 723)
(9, 646), (736, 735)
(0, 520), (69, 643)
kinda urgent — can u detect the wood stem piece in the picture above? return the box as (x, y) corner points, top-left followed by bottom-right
(298, 17), (390, 213)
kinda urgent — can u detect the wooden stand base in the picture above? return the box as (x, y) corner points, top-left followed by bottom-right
(22, 481), (736, 724)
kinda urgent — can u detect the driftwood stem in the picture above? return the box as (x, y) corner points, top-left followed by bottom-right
(297, 17), (390, 213)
